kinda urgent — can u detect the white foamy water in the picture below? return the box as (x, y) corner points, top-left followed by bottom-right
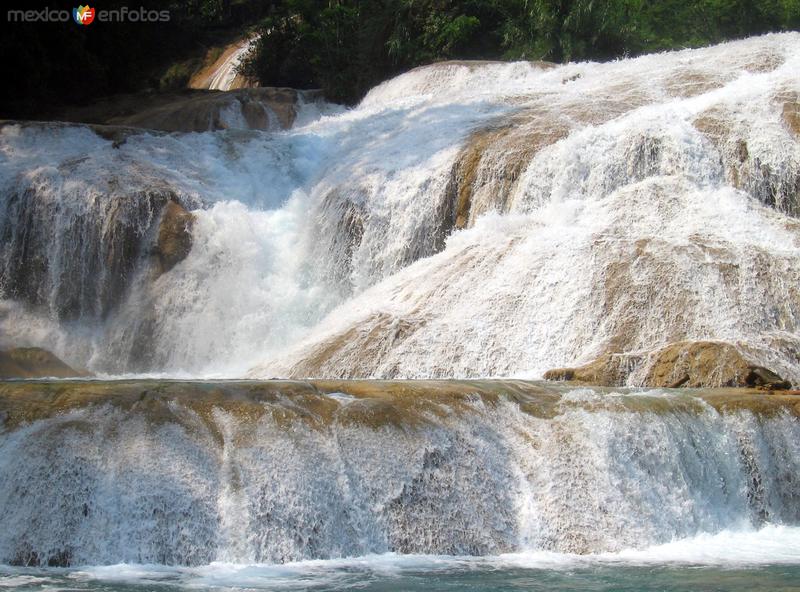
(0, 387), (798, 566)
(207, 36), (258, 91)
(0, 525), (798, 591)
(0, 34), (799, 378)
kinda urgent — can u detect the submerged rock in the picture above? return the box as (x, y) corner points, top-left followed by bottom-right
(544, 341), (792, 389)
(0, 347), (90, 379)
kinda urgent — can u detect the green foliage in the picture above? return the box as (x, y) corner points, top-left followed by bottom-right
(160, 60), (200, 91)
(2, 0), (797, 117)
(240, 0), (798, 104)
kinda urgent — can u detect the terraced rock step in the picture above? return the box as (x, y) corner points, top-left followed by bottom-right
(0, 378), (799, 566)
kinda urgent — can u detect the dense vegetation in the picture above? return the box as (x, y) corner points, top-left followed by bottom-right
(0, 0), (797, 117)
(0, 0), (274, 118)
(240, 0), (800, 103)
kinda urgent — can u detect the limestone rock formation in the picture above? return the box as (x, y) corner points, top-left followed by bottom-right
(543, 354), (631, 386)
(0, 181), (197, 320)
(55, 88), (318, 133)
(544, 341), (792, 389)
(783, 92), (800, 137)
(155, 201), (195, 274)
(0, 347), (89, 379)
(693, 99), (800, 217)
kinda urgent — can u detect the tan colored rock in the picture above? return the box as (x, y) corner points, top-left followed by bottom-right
(2, 378), (798, 433)
(109, 88), (302, 132)
(543, 353), (630, 386)
(664, 69), (725, 98)
(743, 49), (785, 74)
(155, 201), (195, 274)
(782, 92), (800, 138)
(450, 125), (509, 229)
(275, 312), (426, 379)
(55, 88), (310, 133)
(446, 87), (651, 231)
(0, 348), (90, 379)
(447, 113), (570, 229)
(693, 104), (800, 217)
(544, 341), (792, 389)
(642, 341), (754, 388)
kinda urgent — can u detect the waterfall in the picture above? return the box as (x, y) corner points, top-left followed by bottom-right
(205, 36), (258, 92)
(0, 382), (798, 567)
(0, 33), (799, 380)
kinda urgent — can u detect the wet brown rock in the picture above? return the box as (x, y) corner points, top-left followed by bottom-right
(782, 92), (800, 138)
(745, 366), (792, 390)
(447, 114), (570, 229)
(0, 379), (798, 436)
(155, 201), (195, 274)
(743, 49), (785, 74)
(8, 544), (71, 568)
(445, 88), (649, 231)
(693, 105), (800, 217)
(693, 108), (730, 143)
(544, 341), (792, 389)
(0, 178), (198, 320)
(54, 88), (310, 133)
(110, 88), (303, 132)
(278, 312), (427, 379)
(450, 126), (504, 229)
(543, 353), (630, 386)
(642, 341), (756, 388)
(309, 189), (367, 289)
(0, 348), (90, 379)
(664, 69), (725, 98)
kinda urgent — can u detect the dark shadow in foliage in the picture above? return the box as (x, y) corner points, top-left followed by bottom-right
(0, 0), (275, 119)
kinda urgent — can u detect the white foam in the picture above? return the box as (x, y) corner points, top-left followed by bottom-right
(1, 34), (799, 378)
(1, 392), (798, 565)
(60, 525), (800, 590)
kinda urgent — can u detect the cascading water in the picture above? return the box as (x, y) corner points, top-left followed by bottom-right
(206, 36), (258, 92)
(2, 33), (800, 591)
(1, 34), (799, 379)
(0, 381), (798, 567)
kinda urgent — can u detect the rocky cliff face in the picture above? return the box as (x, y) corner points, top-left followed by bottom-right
(0, 180), (194, 320)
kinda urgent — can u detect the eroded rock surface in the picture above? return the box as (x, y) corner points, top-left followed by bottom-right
(544, 341), (792, 389)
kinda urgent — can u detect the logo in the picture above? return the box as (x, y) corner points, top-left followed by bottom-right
(73, 5), (95, 25)
(8, 5), (170, 23)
